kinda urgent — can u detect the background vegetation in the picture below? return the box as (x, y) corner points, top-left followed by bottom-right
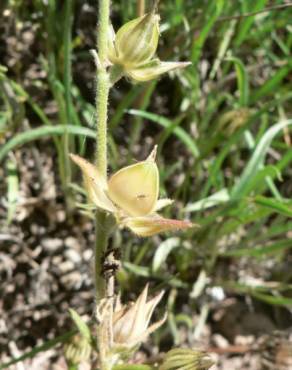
(1, 0), (292, 369)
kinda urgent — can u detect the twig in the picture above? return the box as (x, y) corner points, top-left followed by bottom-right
(217, 3), (292, 22)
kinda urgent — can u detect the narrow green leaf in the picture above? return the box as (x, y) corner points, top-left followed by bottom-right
(69, 309), (91, 341)
(0, 330), (75, 369)
(233, 0), (268, 47)
(231, 119), (292, 199)
(223, 239), (292, 258)
(128, 109), (199, 158)
(109, 85), (143, 130)
(250, 60), (292, 103)
(252, 292), (292, 306)
(226, 57), (249, 107)
(0, 125), (95, 163)
(114, 365), (155, 370)
(152, 238), (180, 273)
(191, 0), (225, 63)
(6, 158), (19, 224)
(254, 195), (292, 217)
(185, 188), (230, 213)
(123, 262), (150, 277)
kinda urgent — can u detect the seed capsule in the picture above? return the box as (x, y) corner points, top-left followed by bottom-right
(109, 11), (160, 69)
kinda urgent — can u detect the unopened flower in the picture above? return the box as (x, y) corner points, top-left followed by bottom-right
(64, 334), (92, 366)
(107, 3), (191, 82)
(64, 309), (92, 366)
(70, 147), (194, 237)
(159, 348), (214, 370)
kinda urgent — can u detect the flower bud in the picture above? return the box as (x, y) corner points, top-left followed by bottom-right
(106, 2), (190, 83)
(159, 348), (214, 370)
(64, 334), (92, 366)
(108, 11), (159, 69)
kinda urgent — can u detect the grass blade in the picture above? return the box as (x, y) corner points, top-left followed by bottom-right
(0, 125), (95, 163)
(0, 330), (75, 369)
(128, 109), (199, 158)
(231, 119), (292, 199)
(226, 56), (249, 106)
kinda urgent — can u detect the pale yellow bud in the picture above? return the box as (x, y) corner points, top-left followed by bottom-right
(106, 3), (191, 83)
(108, 12), (159, 69)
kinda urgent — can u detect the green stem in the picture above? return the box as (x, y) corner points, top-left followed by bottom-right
(95, 0), (111, 176)
(95, 0), (111, 300)
(63, 0), (74, 201)
(96, 69), (110, 176)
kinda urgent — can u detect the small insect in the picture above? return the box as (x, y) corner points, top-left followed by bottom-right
(101, 248), (121, 278)
(136, 193), (149, 200)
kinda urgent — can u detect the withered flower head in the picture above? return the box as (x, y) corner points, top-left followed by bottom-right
(70, 147), (194, 237)
(112, 284), (166, 349)
(97, 284), (166, 363)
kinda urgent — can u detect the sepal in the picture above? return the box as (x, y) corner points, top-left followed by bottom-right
(127, 60), (192, 82)
(124, 215), (194, 237)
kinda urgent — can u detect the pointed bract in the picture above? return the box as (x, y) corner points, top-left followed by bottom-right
(124, 215), (194, 237)
(112, 285), (166, 349)
(127, 61), (192, 82)
(70, 154), (116, 213)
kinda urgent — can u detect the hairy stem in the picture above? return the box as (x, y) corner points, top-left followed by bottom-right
(95, 0), (111, 302)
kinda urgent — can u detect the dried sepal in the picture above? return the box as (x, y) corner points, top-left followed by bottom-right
(112, 285), (166, 349)
(70, 154), (116, 213)
(95, 286), (166, 363)
(124, 215), (194, 237)
(127, 61), (192, 82)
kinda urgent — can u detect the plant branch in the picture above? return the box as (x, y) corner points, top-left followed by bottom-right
(217, 3), (292, 22)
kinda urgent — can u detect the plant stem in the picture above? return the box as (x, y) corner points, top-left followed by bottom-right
(95, 0), (111, 300)
(63, 0), (74, 203)
(137, 0), (145, 16)
(94, 212), (109, 298)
